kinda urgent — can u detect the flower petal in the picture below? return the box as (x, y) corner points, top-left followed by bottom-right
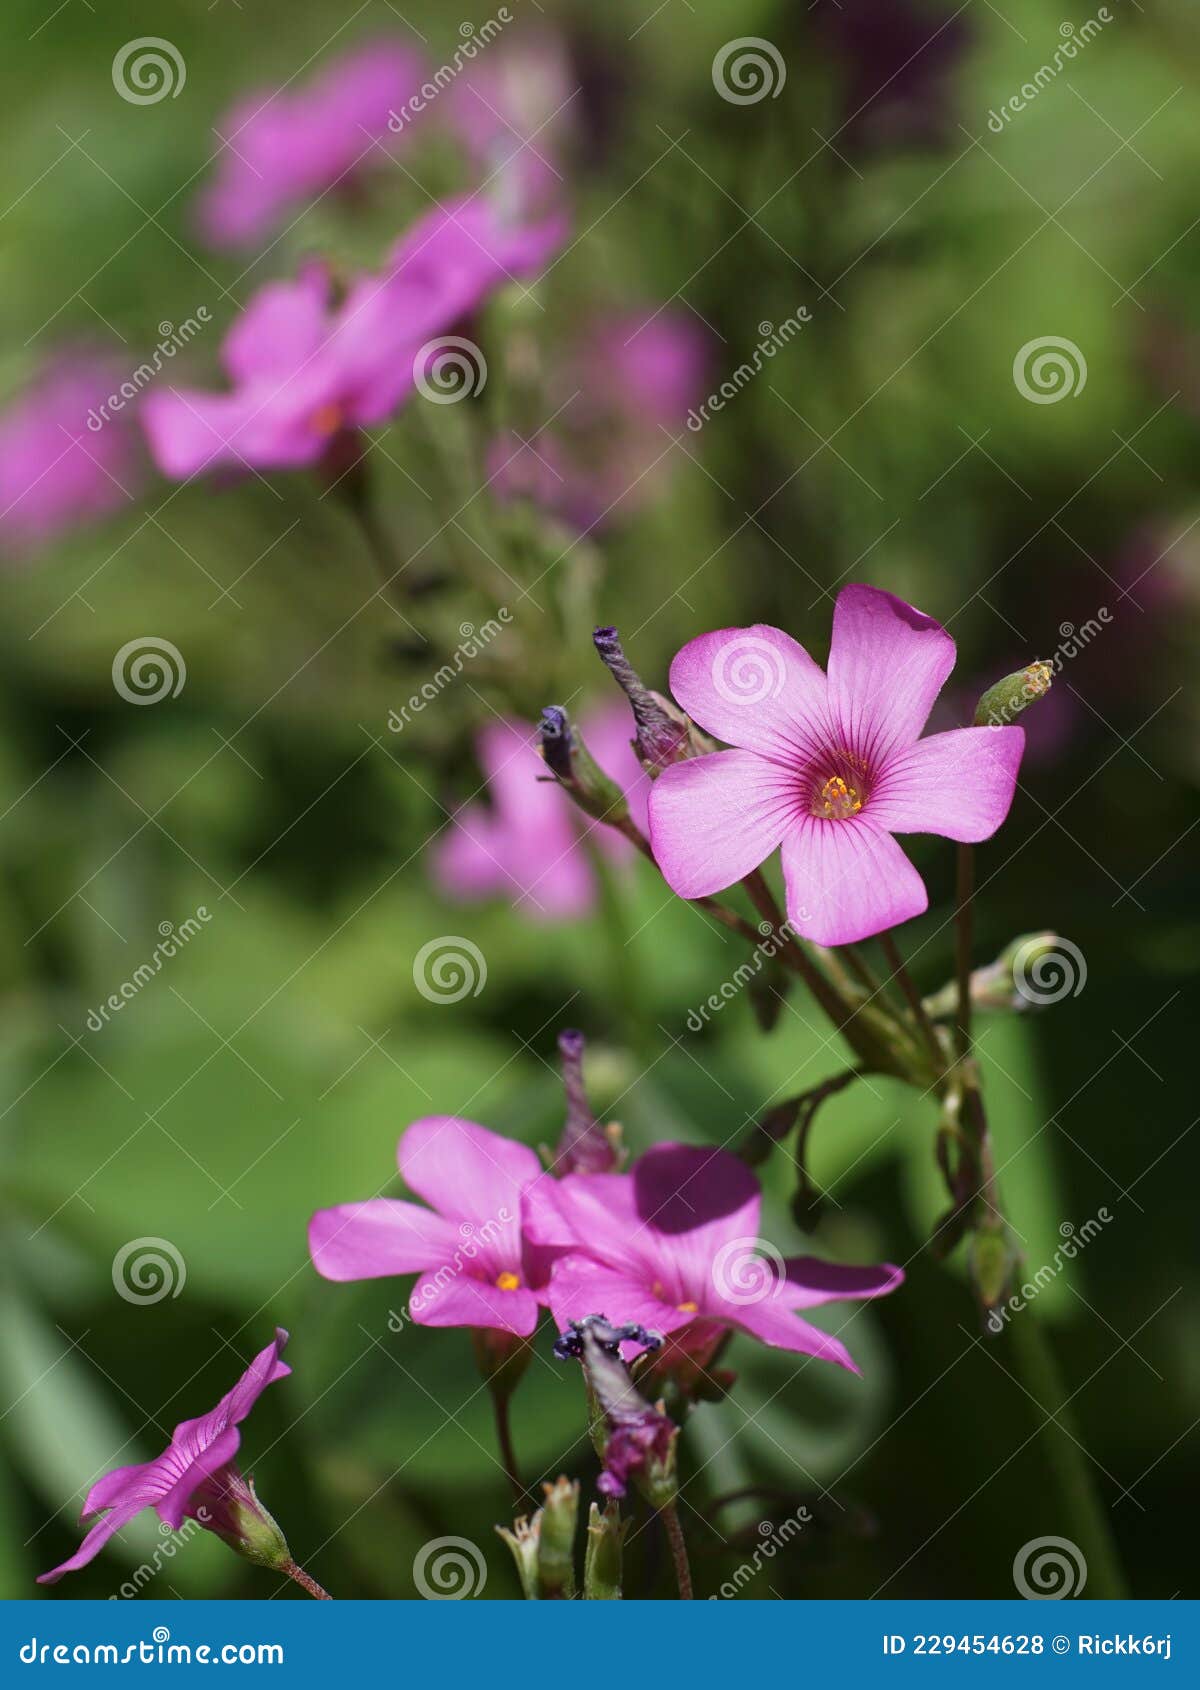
(221, 270), (331, 385)
(398, 1116), (542, 1243)
(37, 1498), (149, 1584)
(667, 625), (828, 757)
(631, 1144), (763, 1304)
(156, 1425), (243, 1532)
(782, 1257), (905, 1311)
(81, 1460), (161, 1521)
(546, 1254), (696, 1339)
(781, 815), (928, 946)
(715, 1294), (859, 1372)
(409, 1273), (539, 1336)
(308, 1198), (460, 1281)
(647, 750), (795, 899)
(826, 585), (956, 761)
(871, 726), (1024, 842)
(167, 1330), (291, 1467)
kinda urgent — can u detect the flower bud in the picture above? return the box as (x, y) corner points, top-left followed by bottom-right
(970, 1226), (1019, 1319)
(536, 1477), (579, 1599)
(583, 1500), (627, 1600)
(554, 1029), (623, 1174)
(539, 706), (631, 830)
(559, 1318), (678, 1508)
(974, 660), (1053, 728)
(593, 626), (712, 773)
(923, 932), (1062, 1019)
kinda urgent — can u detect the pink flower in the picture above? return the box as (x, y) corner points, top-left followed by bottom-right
(647, 585), (1025, 946)
(309, 1117), (553, 1337)
(195, 42), (429, 249)
(142, 197), (565, 481)
(531, 1144), (902, 1373)
(38, 1331), (290, 1584)
(0, 358), (140, 555)
(432, 707), (650, 920)
(488, 310), (708, 534)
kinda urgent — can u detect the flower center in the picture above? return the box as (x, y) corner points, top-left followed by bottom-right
(676, 1300), (699, 1314)
(494, 1271), (521, 1291)
(309, 402), (345, 437)
(808, 747), (871, 820)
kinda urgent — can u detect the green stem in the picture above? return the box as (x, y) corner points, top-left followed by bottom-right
(492, 1388), (524, 1510)
(879, 931), (946, 1084)
(1004, 1313), (1129, 1598)
(955, 844), (975, 1062)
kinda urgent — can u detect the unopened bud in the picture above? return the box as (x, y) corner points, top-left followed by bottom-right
(554, 1029), (623, 1174)
(974, 660), (1053, 729)
(923, 932), (1062, 1019)
(539, 707), (630, 830)
(583, 1500), (627, 1600)
(593, 626), (710, 773)
(536, 1477), (579, 1598)
(970, 1226), (1018, 1317)
(558, 1318), (678, 1507)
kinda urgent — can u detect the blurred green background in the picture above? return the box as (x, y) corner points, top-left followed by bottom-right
(1, 0), (1197, 1600)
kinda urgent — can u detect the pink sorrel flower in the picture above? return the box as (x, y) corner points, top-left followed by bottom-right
(39, 1330), (291, 1584)
(0, 358), (140, 555)
(530, 1143), (902, 1373)
(488, 310), (708, 534)
(647, 585), (1025, 946)
(196, 41), (429, 249)
(309, 1117), (552, 1337)
(142, 197), (565, 481)
(432, 706), (650, 920)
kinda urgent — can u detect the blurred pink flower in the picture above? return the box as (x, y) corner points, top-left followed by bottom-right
(647, 585), (1025, 946)
(196, 41), (429, 249)
(529, 1143), (902, 1372)
(142, 197), (565, 481)
(309, 1117), (554, 1337)
(432, 706), (649, 920)
(39, 1330), (290, 1584)
(0, 358), (140, 555)
(488, 309), (709, 533)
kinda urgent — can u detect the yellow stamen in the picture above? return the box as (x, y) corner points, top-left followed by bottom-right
(310, 402), (344, 437)
(677, 1300), (698, 1313)
(495, 1271), (521, 1291)
(816, 774), (863, 820)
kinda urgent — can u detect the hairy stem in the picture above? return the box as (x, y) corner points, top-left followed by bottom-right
(281, 1559), (332, 1600)
(879, 931), (946, 1082)
(660, 1500), (694, 1600)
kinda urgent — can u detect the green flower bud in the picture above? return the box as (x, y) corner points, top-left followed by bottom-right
(539, 707), (631, 830)
(923, 932), (1063, 1019)
(536, 1477), (579, 1599)
(583, 1501), (627, 1600)
(495, 1515), (541, 1601)
(974, 660), (1053, 728)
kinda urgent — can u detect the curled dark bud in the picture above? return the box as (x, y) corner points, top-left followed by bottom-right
(593, 625), (707, 773)
(538, 705), (631, 830)
(555, 1030), (623, 1174)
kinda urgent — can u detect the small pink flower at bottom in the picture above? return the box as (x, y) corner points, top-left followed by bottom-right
(529, 1143), (902, 1374)
(647, 584), (1025, 946)
(309, 1117), (555, 1337)
(432, 707), (650, 921)
(39, 1330), (291, 1584)
(0, 358), (140, 556)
